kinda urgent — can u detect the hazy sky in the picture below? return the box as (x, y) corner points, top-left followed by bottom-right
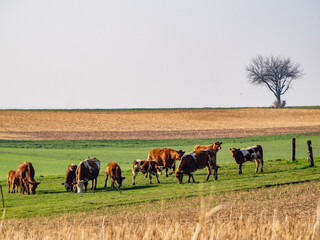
(1, 1), (319, 109)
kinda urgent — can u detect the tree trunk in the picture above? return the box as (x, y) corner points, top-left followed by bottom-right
(275, 93), (282, 108)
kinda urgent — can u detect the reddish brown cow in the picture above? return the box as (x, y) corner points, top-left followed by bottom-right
(15, 162), (40, 195)
(104, 162), (125, 189)
(147, 148), (185, 177)
(73, 158), (100, 193)
(230, 145), (263, 174)
(132, 160), (163, 185)
(7, 170), (19, 193)
(61, 164), (77, 192)
(175, 149), (218, 184)
(193, 141), (223, 152)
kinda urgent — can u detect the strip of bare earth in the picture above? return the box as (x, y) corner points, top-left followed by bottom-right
(0, 108), (320, 140)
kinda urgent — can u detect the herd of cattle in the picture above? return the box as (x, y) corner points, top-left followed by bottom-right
(6, 141), (264, 194)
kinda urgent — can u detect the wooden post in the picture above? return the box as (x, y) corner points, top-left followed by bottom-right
(291, 138), (296, 161)
(0, 185), (4, 208)
(307, 140), (314, 167)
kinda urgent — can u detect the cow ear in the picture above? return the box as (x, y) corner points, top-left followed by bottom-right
(229, 148), (232, 151)
(122, 177), (126, 180)
(61, 182), (65, 185)
(36, 182), (41, 185)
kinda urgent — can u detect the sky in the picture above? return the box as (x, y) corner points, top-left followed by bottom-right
(0, 0), (319, 109)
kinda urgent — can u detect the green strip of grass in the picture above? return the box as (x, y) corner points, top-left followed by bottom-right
(0, 133), (319, 219)
(0, 158), (319, 219)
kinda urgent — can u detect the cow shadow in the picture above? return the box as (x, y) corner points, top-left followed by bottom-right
(100, 184), (159, 192)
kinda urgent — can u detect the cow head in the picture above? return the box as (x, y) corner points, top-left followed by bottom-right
(116, 177), (126, 188)
(230, 148), (241, 158)
(73, 179), (88, 193)
(157, 166), (164, 175)
(213, 141), (223, 151)
(177, 150), (185, 159)
(29, 181), (40, 194)
(62, 182), (73, 192)
(175, 171), (183, 184)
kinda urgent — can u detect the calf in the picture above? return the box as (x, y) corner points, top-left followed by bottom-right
(132, 160), (163, 185)
(7, 170), (19, 193)
(230, 145), (263, 174)
(147, 148), (185, 177)
(73, 158), (100, 193)
(104, 162), (125, 189)
(175, 149), (218, 184)
(193, 141), (223, 152)
(61, 164), (77, 192)
(15, 162), (40, 195)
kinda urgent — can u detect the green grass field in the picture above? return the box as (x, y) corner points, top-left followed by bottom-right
(0, 133), (319, 219)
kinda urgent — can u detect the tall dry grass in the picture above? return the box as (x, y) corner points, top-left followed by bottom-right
(1, 181), (320, 239)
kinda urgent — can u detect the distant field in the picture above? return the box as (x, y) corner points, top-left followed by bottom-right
(0, 108), (320, 140)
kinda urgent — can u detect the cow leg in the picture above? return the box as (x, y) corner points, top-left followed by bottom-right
(7, 180), (11, 193)
(169, 164), (176, 175)
(206, 165), (212, 181)
(214, 166), (218, 180)
(165, 167), (168, 177)
(149, 174), (153, 184)
(104, 175), (108, 188)
(93, 178), (97, 191)
(111, 178), (115, 189)
(84, 182), (88, 192)
(238, 163), (243, 174)
(190, 173), (195, 183)
(132, 171), (137, 185)
(260, 159), (264, 172)
(255, 160), (260, 173)
(155, 173), (160, 184)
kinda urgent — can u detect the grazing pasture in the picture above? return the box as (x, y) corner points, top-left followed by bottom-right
(0, 134), (319, 219)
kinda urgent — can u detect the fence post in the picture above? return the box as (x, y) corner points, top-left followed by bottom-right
(291, 138), (296, 161)
(0, 185), (4, 208)
(307, 140), (314, 167)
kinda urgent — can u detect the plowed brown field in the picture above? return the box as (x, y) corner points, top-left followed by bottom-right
(0, 108), (319, 140)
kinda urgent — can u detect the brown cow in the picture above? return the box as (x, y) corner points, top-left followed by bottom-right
(147, 148), (185, 177)
(104, 162), (125, 189)
(73, 158), (100, 193)
(193, 141), (223, 152)
(230, 145), (263, 174)
(61, 164), (77, 192)
(175, 149), (218, 184)
(132, 160), (163, 185)
(7, 170), (19, 193)
(15, 162), (40, 195)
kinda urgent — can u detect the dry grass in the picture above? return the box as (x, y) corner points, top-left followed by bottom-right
(0, 109), (320, 140)
(1, 181), (320, 239)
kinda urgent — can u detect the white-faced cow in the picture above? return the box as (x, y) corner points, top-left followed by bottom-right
(73, 158), (100, 193)
(132, 160), (163, 185)
(193, 141), (223, 152)
(15, 162), (41, 195)
(104, 162), (125, 189)
(229, 145), (263, 174)
(61, 164), (77, 192)
(175, 149), (218, 184)
(7, 170), (19, 193)
(147, 148), (185, 177)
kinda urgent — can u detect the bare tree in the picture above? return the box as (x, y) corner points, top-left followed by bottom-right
(246, 55), (304, 107)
